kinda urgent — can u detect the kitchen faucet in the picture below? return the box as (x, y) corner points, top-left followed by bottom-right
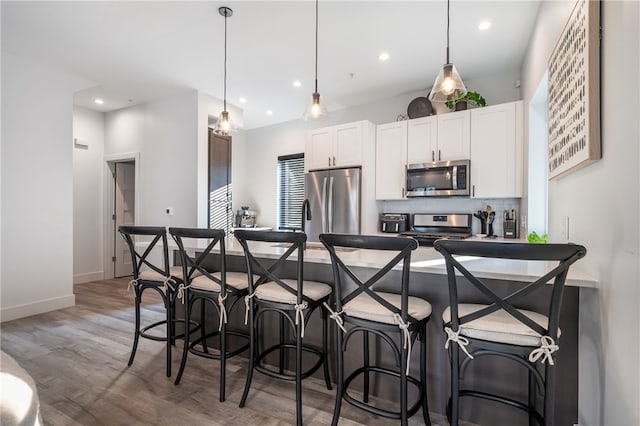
(301, 199), (311, 249)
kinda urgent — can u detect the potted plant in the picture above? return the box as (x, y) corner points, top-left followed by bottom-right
(446, 91), (487, 111)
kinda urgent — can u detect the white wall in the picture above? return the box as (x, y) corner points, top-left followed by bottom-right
(72, 106), (105, 284)
(1, 53), (93, 321)
(104, 91), (200, 228)
(521, 1), (640, 424)
(238, 70), (522, 231)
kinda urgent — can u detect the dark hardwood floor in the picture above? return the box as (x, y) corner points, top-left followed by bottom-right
(1, 278), (466, 426)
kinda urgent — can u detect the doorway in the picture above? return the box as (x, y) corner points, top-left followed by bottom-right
(104, 153), (139, 280)
(208, 129), (233, 233)
(114, 161), (136, 277)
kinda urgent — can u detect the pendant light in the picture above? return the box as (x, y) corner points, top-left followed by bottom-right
(214, 6), (234, 135)
(303, 0), (327, 120)
(429, 0), (467, 103)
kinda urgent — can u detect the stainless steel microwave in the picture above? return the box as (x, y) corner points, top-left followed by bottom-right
(406, 159), (470, 197)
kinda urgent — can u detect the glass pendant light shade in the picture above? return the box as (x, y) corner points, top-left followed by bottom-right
(214, 110), (234, 135)
(429, 63), (467, 103)
(428, 0), (467, 103)
(303, 92), (328, 120)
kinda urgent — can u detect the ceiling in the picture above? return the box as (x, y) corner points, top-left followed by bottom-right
(1, 1), (541, 130)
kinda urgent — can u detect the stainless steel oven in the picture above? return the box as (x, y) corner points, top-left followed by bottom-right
(405, 159), (470, 197)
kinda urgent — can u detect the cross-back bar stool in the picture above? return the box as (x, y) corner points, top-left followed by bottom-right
(234, 230), (332, 426)
(169, 227), (250, 402)
(319, 233), (432, 426)
(118, 225), (194, 377)
(433, 239), (586, 426)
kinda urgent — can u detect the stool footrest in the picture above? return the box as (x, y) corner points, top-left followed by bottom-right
(343, 365), (424, 419)
(254, 343), (325, 381)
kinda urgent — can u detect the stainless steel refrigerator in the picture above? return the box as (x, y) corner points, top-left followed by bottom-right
(304, 167), (361, 242)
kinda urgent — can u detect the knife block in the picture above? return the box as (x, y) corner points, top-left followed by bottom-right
(503, 220), (518, 239)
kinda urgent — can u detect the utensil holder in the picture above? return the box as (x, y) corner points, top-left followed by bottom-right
(503, 220), (517, 239)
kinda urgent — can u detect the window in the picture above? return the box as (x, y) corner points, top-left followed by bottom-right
(277, 153), (305, 230)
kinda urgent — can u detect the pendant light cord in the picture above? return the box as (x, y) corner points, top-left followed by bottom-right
(223, 10), (228, 111)
(314, 0), (319, 94)
(446, 0), (450, 64)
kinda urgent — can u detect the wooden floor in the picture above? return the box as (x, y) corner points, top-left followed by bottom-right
(1, 278), (470, 426)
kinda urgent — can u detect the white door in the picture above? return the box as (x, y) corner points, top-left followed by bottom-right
(407, 116), (438, 164)
(114, 162), (136, 277)
(306, 127), (333, 170)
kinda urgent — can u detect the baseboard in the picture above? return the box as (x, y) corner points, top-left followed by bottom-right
(0, 294), (76, 322)
(73, 271), (104, 284)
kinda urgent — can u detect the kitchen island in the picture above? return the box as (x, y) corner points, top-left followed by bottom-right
(171, 236), (595, 425)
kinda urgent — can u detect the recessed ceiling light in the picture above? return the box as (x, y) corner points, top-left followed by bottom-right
(266, 110), (273, 116)
(478, 21), (491, 30)
(94, 98), (104, 105)
(293, 80), (302, 88)
(378, 52), (390, 61)
(239, 97), (247, 103)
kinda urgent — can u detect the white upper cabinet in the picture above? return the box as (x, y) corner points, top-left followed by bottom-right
(375, 121), (407, 200)
(470, 101), (523, 198)
(306, 121), (365, 170)
(407, 116), (438, 164)
(437, 109), (471, 161)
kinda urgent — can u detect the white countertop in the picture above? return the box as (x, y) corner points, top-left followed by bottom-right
(171, 236), (597, 288)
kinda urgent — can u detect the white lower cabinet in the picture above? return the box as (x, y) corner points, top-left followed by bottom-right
(470, 101), (523, 198)
(375, 121), (407, 200)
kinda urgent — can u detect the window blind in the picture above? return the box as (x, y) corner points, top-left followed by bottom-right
(277, 153), (305, 230)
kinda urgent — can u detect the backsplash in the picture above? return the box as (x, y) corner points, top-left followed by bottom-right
(379, 198), (522, 237)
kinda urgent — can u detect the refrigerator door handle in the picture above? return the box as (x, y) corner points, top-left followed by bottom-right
(321, 177), (328, 233)
(328, 176), (334, 232)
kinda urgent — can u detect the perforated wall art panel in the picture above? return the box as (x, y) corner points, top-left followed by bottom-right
(547, 0), (601, 180)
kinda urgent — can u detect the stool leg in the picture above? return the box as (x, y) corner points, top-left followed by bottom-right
(279, 314), (286, 374)
(165, 292), (173, 377)
(128, 286), (142, 367)
(174, 295), (192, 385)
(239, 301), (255, 408)
(321, 305), (332, 390)
(200, 300), (209, 353)
(331, 326), (344, 426)
(544, 363), (556, 426)
(450, 345), (460, 426)
(220, 300), (227, 402)
(295, 314), (303, 426)
(400, 334), (408, 426)
(363, 331), (370, 403)
(420, 325), (431, 426)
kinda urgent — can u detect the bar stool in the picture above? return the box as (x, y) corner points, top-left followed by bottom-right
(118, 225), (194, 377)
(433, 239), (586, 426)
(234, 230), (332, 426)
(319, 233), (432, 426)
(169, 227), (250, 402)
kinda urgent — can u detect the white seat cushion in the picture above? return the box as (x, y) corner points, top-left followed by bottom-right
(191, 271), (251, 292)
(343, 292), (432, 324)
(139, 266), (201, 282)
(442, 303), (560, 347)
(255, 279), (331, 304)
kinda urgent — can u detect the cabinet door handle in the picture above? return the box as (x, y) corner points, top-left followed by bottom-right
(432, 150), (435, 162)
(333, 156), (336, 166)
(438, 149), (442, 161)
(402, 187), (405, 198)
(328, 156), (331, 167)
(472, 185), (475, 197)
